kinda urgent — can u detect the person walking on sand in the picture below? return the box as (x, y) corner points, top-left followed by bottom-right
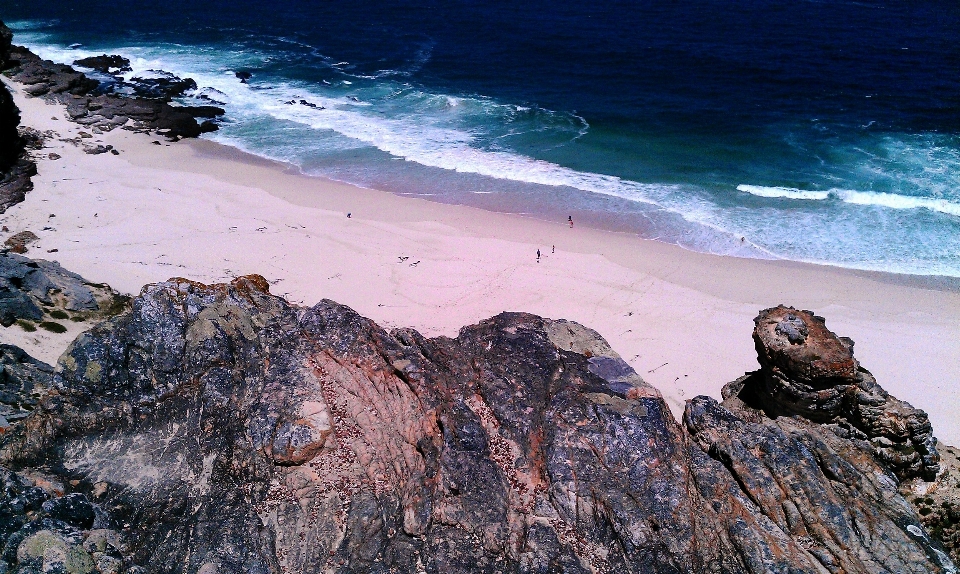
(537, 249), (541, 262)
(568, 216), (573, 228)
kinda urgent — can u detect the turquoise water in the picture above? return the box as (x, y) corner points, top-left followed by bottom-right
(2, 0), (959, 276)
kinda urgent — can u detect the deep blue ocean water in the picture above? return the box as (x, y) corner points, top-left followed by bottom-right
(2, 0), (959, 275)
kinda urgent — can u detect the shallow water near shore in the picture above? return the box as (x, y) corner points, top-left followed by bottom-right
(2, 0), (959, 276)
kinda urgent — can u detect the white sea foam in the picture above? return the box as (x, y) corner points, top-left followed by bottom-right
(737, 185), (960, 217)
(14, 28), (960, 276)
(20, 36), (674, 214)
(737, 185), (830, 200)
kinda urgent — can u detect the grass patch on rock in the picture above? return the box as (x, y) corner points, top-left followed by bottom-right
(17, 320), (37, 332)
(49, 309), (69, 320)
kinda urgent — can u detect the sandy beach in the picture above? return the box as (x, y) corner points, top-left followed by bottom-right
(2, 77), (959, 444)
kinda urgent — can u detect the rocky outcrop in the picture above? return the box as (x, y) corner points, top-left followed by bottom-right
(904, 444), (960, 564)
(0, 20), (37, 215)
(3, 46), (222, 139)
(0, 252), (129, 329)
(73, 55), (132, 75)
(0, 277), (952, 573)
(127, 71), (198, 100)
(0, 21), (224, 141)
(0, 344), (59, 432)
(730, 305), (940, 481)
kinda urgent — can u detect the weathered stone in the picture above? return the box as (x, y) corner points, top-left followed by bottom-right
(0, 21), (35, 215)
(0, 344), (59, 433)
(0, 253), (123, 319)
(2, 35), (223, 140)
(3, 231), (38, 254)
(740, 305), (940, 481)
(72, 55), (131, 75)
(0, 279), (952, 573)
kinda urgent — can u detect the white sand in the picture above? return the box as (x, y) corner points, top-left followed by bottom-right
(3, 78), (959, 444)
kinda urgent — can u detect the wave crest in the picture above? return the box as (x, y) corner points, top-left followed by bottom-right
(738, 185), (960, 217)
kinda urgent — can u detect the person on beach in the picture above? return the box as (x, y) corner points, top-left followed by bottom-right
(552, 245), (555, 253)
(537, 249), (541, 262)
(568, 216), (573, 228)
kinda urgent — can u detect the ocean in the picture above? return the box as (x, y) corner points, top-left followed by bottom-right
(2, 0), (958, 276)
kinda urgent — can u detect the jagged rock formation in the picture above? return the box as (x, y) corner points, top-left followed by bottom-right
(0, 20), (224, 141)
(73, 55), (132, 75)
(0, 252), (129, 331)
(0, 20), (37, 215)
(904, 444), (960, 564)
(0, 276), (954, 574)
(0, 344), (58, 432)
(729, 305), (940, 481)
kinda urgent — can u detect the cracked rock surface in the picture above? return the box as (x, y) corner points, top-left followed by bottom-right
(0, 276), (953, 573)
(736, 305), (940, 481)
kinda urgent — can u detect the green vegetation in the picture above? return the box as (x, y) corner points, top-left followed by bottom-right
(70, 315), (86, 322)
(17, 320), (36, 332)
(49, 309), (69, 319)
(39, 321), (68, 333)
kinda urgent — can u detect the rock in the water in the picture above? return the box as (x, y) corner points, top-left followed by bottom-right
(72, 54), (132, 75)
(736, 305), (940, 481)
(0, 278), (952, 573)
(1, 25), (224, 140)
(127, 71), (198, 100)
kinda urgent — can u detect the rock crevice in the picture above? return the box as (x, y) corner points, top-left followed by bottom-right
(0, 275), (953, 573)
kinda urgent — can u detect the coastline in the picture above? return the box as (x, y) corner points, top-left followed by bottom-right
(2, 76), (959, 444)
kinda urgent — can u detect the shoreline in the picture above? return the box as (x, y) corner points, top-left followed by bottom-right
(196, 137), (960, 295)
(2, 75), (959, 444)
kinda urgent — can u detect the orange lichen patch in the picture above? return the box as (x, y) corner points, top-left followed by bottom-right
(754, 305), (858, 384)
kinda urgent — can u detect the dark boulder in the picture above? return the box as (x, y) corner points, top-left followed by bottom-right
(42, 493), (97, 529)
(0, 18), (13, 69)
(128, 71), (197, 100)
(73, 54), (132, 75)
(0, 343), (59, 433)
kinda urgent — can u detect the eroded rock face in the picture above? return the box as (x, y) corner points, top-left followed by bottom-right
(0, 20), (37, 215)
(0, 344), (59, 433)
(743, 305), (940, 481)
(0, 280), (952, 573)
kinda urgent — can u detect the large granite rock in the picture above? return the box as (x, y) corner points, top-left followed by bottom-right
(732, 305), (940, 481)
(0, 279), (952, 573)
